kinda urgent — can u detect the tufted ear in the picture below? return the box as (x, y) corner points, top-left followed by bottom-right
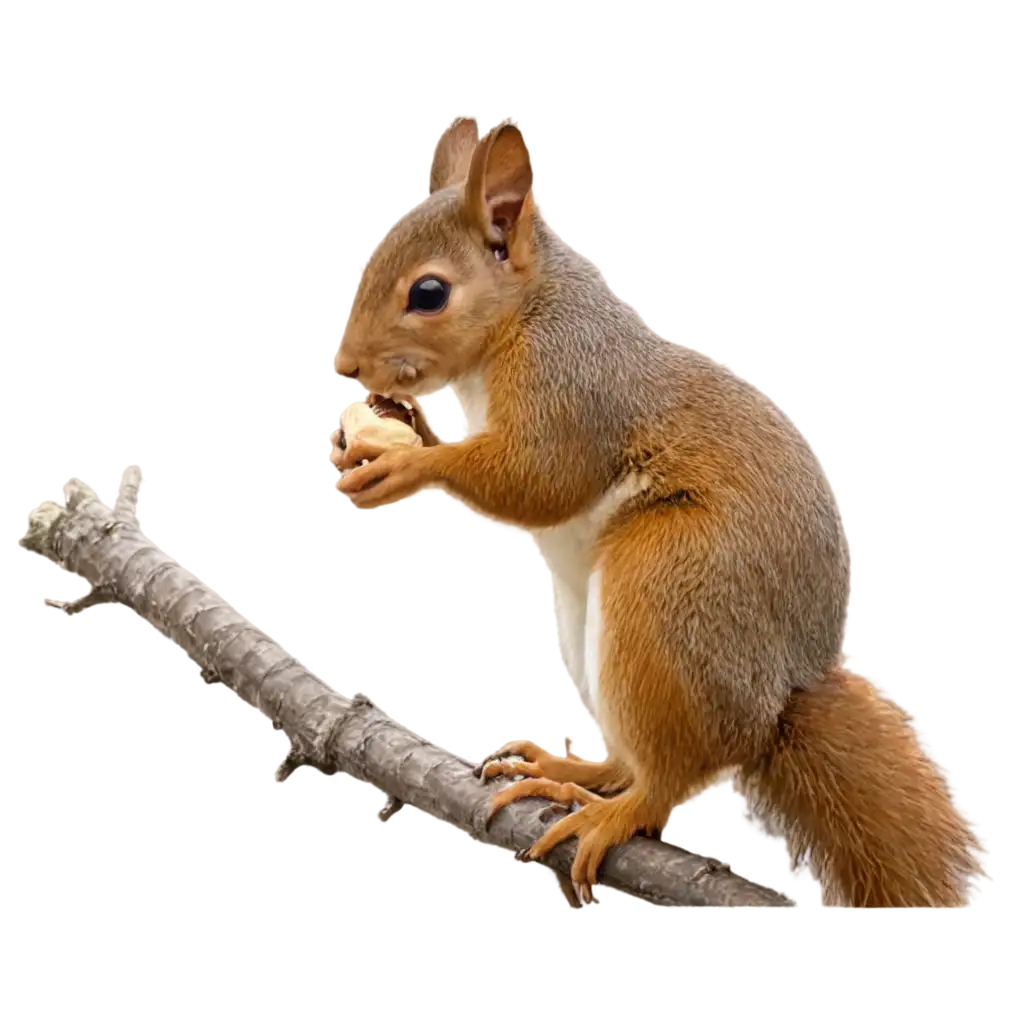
(429, 117), (479, 194)
(464, 121), (533, 252)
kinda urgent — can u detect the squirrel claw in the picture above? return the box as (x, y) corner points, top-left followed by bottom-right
(639, 826), (662, 840)
(572, 880), (598, 905)
(512, 847), (585, 913)
(477, 744), (564, 787)
(479, 756), (540, 784)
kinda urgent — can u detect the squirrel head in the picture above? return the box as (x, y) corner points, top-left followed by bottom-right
(335, 117), (535, 396)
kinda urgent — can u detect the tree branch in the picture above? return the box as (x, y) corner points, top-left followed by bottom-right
(19, 468), (792, 908)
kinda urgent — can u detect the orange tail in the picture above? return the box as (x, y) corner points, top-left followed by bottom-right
(736, 668), (983, 906)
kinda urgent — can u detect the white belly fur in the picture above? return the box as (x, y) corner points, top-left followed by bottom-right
(451, 371), (650, 721)
(534, 477), (650, 719)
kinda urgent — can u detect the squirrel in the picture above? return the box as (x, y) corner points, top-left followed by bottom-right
(329, 117), (982, 907)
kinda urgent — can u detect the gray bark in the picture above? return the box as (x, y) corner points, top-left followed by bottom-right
(19, 467), (793, 908)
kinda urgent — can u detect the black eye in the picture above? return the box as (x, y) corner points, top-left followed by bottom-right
(407, 275), (450, 314)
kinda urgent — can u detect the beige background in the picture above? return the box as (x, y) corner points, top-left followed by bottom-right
(2, 9), (1024, 1024)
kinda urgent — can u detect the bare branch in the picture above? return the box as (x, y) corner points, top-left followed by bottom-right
(19, 468), (793, 908)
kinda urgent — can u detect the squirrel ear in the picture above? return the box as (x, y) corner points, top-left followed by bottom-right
(429, 117), (479, 194)
(465, 122), (533, 247)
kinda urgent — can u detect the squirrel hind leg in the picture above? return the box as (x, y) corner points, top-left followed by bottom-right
(591, 526), (754, 809)
(525, 513), (774, 896)
(503, 544), (748, 900)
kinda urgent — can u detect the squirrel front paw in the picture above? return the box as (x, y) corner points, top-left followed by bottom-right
(336, 446), (433, 508)
(331, 394), (425, 482)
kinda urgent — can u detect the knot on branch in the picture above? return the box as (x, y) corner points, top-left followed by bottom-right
(44, 584), (119, 616)
(275, 726), (342, 782)
(272, 696), (372, 782)
(200, 665), (222, 685)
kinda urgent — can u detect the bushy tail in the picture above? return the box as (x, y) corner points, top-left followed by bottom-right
(736, 668), (983, 906)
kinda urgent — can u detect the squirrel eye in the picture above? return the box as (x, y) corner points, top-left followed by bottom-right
(406, 275), (450, 314)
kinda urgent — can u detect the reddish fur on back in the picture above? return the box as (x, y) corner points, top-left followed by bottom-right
(736, 669), (982, 906)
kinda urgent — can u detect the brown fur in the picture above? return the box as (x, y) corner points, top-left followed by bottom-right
(331, 118), (984, 905)
(736, 669), (982, 906)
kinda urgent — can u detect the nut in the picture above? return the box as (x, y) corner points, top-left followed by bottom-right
(338, 401), (422, 454)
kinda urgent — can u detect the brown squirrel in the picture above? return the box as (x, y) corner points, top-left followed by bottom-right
(329, 117), (982, 906)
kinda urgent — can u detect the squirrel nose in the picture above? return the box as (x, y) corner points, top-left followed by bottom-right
(335, 352), (360, 379)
